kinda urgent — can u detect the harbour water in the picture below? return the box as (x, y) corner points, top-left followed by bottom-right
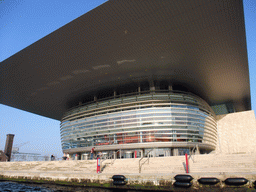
(0, 181), (143, 192)
(0, 182), (53, 192)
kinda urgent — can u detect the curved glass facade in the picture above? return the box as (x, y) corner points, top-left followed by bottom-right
(61, 91), (217, 155)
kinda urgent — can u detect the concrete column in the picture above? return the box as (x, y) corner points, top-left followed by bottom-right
(82, 153), (88, 160)
(114, 91), (117, 98)
(94, 96), (97, 102)
(172, 148), (179, 156)
(149, 81), (155, 92)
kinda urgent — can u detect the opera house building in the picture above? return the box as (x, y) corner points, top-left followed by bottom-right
(1, 0), (256, 159)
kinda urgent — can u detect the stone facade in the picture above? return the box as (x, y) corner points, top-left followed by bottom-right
(215, 110), (256, 154)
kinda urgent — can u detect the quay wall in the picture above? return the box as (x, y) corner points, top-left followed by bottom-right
(0, 154), (256, 190)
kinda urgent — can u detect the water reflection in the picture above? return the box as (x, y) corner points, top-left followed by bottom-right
(0, 181), (52, 192)
(0, 182), (153, 192)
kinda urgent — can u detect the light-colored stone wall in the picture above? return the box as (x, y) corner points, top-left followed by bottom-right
(215, 110), (256, 154)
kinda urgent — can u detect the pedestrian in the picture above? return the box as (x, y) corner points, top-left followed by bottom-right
(62, 153), (67, 160)
(90, 147), (95, 159)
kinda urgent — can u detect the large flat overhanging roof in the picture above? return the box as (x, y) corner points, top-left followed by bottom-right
(0, 0), (250, 120)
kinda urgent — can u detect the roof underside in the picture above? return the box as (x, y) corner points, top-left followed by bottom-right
(0, 0), (250, 120)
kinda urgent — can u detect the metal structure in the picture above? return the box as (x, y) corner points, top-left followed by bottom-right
(10, 153), (48, 162)
(12, 141), (30, 154)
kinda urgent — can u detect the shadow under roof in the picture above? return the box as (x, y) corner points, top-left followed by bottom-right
(0, 0), (250, 120)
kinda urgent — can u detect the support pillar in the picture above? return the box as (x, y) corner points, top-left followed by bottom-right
(138, 86), (141, 94)
(149, 81), (155, 92)
(172, 148), (179, 156)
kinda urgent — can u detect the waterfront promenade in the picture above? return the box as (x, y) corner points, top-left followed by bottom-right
(0, 153), (256, 190)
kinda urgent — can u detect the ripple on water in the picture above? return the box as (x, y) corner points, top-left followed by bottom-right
(0, 182), (53, 192)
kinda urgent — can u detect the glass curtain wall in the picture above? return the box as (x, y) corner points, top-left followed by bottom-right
(61, 91), (217, 151)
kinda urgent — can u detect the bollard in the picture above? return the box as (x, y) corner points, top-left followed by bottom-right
(97, 157), (100, 173)
(185, 153), (189, 173)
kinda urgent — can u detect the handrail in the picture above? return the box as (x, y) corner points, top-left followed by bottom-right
(99, 152), (115, 172)
(100, 155), (107, 164)
(139, 149), (153, 173)
(188, 144), (198, 163)
(109, 151), (116, 165)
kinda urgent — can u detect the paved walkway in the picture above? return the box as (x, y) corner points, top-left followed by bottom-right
(0, 153), (255, 183)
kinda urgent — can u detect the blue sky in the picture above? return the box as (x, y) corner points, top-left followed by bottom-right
(0, 0), (255, 158)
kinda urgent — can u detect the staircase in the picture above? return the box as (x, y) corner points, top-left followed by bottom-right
(189, 153), (256, 173)
(101, 156), (186, 174)
(101, 153), (256, 174)
(0, 160), (97, 173)
(0, 153), (255, 174)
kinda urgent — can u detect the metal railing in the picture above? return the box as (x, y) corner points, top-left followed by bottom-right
(108, 151), (116, 165)
(62, 90), (216, 121)
(99, 152), (116, 172)
(139, 149), (153, 173)
(188, 144), (199, 163)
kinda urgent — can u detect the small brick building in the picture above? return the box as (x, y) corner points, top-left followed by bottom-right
(0, 150), (8, 162)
